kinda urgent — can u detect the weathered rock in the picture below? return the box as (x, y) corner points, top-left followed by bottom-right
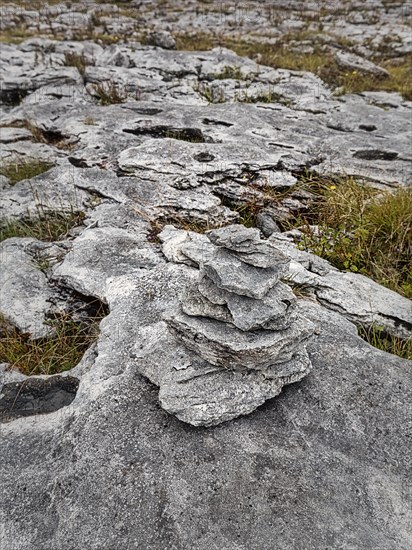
(0, 258), (411, 550)
(202, 247), (288, 299)
(270, 234), (412, 339)
(0, 238), (56, 338)
(182, 285), (233, 324)
(53, 226), (163, 300)
(197, 275), (297, 331)
(207, 224), (261, 252)
(335, 50), (389, 78)
(157, 341), (312, 427)
(148, 31), (176, 50)
(1, 5), (412, 548)
(166, 308), (315, 370)
(256, 210), (281, 236)
(207, 224), (289, 268)
(226, 282), (297, 331)
(159, 225), (208, 266)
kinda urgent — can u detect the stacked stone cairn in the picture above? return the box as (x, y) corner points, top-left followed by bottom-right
(165, 224), (315, 384)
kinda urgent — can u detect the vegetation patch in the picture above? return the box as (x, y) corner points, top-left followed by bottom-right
(0, 207), (85, 243)
(0, 158), (55, 185)
(194, 82), (226, 103)
(175, 32), (412, 100)
(0, 304), (106, 376)
(90, 80), (140, 105)
(64, 52), (93, 76)
(288, 174), (412, 299)
(236, 89), (291, 105)
(211, 65), (245, 80)
(358, 324), (412, 360)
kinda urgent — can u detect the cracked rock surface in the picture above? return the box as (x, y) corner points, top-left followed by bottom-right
(0, 3), (411, 549)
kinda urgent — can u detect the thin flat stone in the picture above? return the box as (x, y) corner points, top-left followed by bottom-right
(179, 240), (215, 266)
(197, 275), (297, 331)
(230, 242), (290, 268)
(202, 247), (287, 299)
(226, 282), (297, 331)
(206, 224), (261, 253)
(165, 308), (315, 370)
(158, 348), (312, 427)
(182, 285), (233, 324)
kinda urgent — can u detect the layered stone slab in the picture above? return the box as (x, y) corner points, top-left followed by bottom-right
(166, 309), (315, 370)
(201, 247), (288, 299)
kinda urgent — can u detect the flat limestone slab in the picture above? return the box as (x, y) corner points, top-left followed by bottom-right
(202, 247), (288, 299)
(165, 308), (315, 369)
(192, 276), (297, 331)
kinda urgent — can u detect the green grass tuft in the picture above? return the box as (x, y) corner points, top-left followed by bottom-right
(0, 307), (105, 376)
(291, 175), (412, 299)
(0, 158), (55, 185)
(358, 324), (412, 360)
(0, 208), (85, 243)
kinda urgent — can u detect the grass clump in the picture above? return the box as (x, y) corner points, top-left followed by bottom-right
(0, 159), (55, 185)
(236, 88), (290, 105)
(291, 175), (412, 298)
(91, 80), (127, 105)
(358, 324), (412, 360)
(64, 52), (93, 76)
(212, 65), (245, 80)
(194, 82), (226, 103)
(175, 32), (412, 100)
(90, 80), (140, 105)
(0, 208), (85, 243)
(0, 307), (105, 376)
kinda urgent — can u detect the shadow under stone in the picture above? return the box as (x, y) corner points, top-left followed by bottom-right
(0, 376), (79, 422)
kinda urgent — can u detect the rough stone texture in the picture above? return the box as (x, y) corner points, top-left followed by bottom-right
(186, 279), (297, 332)
(0, 238), (57, 338)
(52, 226), (163, 301)
(1, 3), (411, 548)
(166, 308), (315, 370)
(207, 225), (289, 268)
(270, 234), (412, 339)
(1, 267), (411, 549)
(335, 50), (389, 77)
(202, 247), (288, 299)
(159, 225), (317, 426)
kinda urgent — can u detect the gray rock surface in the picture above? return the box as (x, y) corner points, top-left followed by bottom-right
(0, 3), (411, 548)
(270, 234), (412, 339)
(166, 308), (314, 370)
(335, 50), (389, 77)
(159, 226), (316, 426)
(202, 247), (287, 299)
(0, 238), (57, 338)
(1, 265), (411, 550)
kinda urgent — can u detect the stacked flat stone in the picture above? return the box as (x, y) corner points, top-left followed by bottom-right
(165, 225), (315, 379)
